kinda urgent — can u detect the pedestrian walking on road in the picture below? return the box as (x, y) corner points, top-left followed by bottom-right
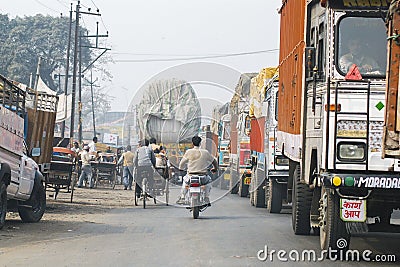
(118, 145), (135, 190)
(78, 145), (94, 188)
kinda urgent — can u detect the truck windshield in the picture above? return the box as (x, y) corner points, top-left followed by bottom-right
(337, 16), (387, 77)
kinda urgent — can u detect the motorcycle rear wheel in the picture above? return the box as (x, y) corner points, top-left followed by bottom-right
(192, 196), (199, 219)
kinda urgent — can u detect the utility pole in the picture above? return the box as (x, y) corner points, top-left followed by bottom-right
(78, 28), (83, 144)
(89, 69), (98, 138)
(75, 6), (108, 144)
(70, 1), (80, 141)
(34, 56), (41, 91)
(29, 73), (33, 88)
(61, 3), (73, 139)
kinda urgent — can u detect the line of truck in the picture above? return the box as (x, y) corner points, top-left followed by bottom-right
(210, 0), (400, 253)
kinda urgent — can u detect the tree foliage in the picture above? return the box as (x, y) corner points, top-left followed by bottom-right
(81, 84), (114, 129)
(0, 14), (94, 90)
(0, 13), (113, 129)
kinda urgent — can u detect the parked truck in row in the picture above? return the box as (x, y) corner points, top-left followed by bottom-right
(248, 69), (290, 212)
(277, 0), (399, 252)
(228, 73), (255, 196)
(0, 74), (57, 228)
(210, 103), (230, 189)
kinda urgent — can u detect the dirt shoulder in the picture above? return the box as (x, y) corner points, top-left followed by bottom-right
(0, 183), (135, 249)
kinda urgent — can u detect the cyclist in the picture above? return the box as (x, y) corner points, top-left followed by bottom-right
(134, 139), (156, 199)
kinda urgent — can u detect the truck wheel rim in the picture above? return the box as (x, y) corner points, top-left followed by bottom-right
(320, 191), (328, 236)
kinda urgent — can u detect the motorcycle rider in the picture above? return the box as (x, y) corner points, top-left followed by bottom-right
(176, 135), (218, 205)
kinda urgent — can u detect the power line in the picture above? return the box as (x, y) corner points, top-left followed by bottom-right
(114, 49), (279, 63)
(34, 0), (59, 14)
(89, 0), (99, 10)
(88, 0), (109, 33)
(111, 52), (222, 57)
(55, 0), (68, 8)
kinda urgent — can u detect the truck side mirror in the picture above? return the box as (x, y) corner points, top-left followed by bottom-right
(305, 47), (316, 77)
(31, 147), (41, 157)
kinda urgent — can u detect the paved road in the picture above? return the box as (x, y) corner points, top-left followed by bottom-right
(0, 186), (399, 267)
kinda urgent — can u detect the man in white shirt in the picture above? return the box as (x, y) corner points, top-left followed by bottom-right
(77, 145), (94, 188)
(176, 136), (218, 204)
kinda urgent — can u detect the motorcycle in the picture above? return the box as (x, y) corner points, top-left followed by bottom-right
(185, 175), (211, 219)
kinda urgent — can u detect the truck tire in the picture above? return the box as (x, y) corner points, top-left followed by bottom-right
(254, 179), (266, 208)
(267, 179), (282, 213)
(18, 179), (46, 223)
(0, 182), (7, 229)
(230, 181), (239, 194)
(238, 175), (248, 197)
(250, 191), (255, 206)
(249, 172), (255, 206)
(320, 187), (350, 253)
(292, 165), (312, 235)
(230, 171), (239, 194)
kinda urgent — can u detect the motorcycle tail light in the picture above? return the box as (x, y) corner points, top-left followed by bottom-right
(191, 183), (200, 187)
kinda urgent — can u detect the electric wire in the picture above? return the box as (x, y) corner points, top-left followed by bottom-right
(88, 0), (109, 32)
(56, 0), (68, 8)
(34, 0), (59, 14)
(114, 49), (279, 63)
(111, 52), (223, 57)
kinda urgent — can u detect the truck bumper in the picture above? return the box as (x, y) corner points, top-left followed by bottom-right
(320, 172), (400, 189)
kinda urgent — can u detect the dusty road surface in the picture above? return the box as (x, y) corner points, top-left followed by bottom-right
(0, 182), (399, 267)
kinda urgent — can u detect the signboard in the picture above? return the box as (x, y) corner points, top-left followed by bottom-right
(340, 199), (367, 222)
(103, 133), (118, 145)
(329, 0), (390, 9)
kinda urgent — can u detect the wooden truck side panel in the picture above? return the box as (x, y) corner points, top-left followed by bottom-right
(277, 0), (306, 161)
(384, 4), (400, 158)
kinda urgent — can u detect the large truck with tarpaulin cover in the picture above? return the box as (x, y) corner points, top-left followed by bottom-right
(277, 0), (399, 252)
(228, 73), (256, 196)
(136, 79), (202, 182)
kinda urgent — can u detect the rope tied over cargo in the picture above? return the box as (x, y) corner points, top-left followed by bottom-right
(387, 33), (400, 45)
(278, 40), (305, 68)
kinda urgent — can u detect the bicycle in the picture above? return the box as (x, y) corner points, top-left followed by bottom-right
(134, 168), (156, 208)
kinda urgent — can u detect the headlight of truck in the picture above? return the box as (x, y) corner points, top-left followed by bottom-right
(275, 156), (289, 166)
(337, 120), (384, 153)
(338, 142), (366, 161)
(223, 157), (230, 164)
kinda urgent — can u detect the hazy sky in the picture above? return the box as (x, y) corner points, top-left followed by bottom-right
(0, 0), (282, 113)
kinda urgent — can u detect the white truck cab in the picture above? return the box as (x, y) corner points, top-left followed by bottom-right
(0, 76), (46, 229)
